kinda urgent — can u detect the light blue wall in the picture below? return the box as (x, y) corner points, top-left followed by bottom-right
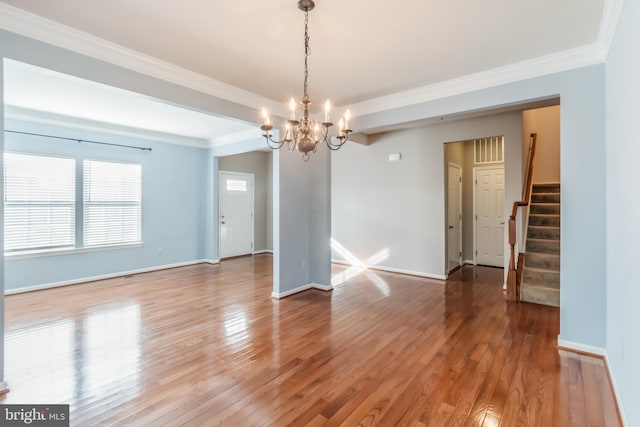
(273, 148), (310, 294)
(4, 119), (208, 290)
(606, 0), (639, 425)
(309, 147), (331, 287)
(357, 65), (607, 349)
(204, 150), (218, 261)
(0, 60), (5, 384)
(272, 145), (332, 295)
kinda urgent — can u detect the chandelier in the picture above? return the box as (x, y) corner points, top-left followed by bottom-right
(260, 0), (352, 161)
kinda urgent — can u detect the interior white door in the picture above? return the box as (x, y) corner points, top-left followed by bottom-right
(219, 172), (254, 258)
(475, 167), (505, 267)
(447, 164), (463, 272)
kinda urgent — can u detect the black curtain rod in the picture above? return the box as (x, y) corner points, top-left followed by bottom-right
(4, 130), (153, 151)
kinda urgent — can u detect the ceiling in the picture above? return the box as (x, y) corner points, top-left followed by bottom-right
(3, 59), (256, 145)
(0, 0), (610, 144)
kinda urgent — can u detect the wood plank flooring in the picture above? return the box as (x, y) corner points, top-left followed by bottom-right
(1, 255), (621, 426)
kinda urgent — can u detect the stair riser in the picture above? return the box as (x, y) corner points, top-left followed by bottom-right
(523, 270), (560, 287)
(529, 215), (560, 227)
(530, 204), (560, 215)
(528, 227), (560, 240)
(527, 240), (560, 255)
(525, 254), (560, 270)
(532, 194), (560, 203)
(521, 286), (560, 307)
(532, 184), (560, 193)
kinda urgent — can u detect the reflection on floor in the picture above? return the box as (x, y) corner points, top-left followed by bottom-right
(2, 256), (621, 426)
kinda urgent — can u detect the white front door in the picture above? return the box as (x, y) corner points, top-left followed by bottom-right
(447, 163), (463, 272)
(474, 167), (505, 267)
(219, 171), (254, 258)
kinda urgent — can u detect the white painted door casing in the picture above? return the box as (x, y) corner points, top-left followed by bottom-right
(219, 171), (254, 258)
(474, 166), (505, 267)
(447, 163), (463, 272)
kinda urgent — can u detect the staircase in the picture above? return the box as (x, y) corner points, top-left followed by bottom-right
(520, 183), (560, 307)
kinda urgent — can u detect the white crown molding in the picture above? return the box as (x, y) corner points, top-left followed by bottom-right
(0, 3), (280, 113)
(5, 105), (210, 148)
(0, 2), (622, 122)
(598, 0), (625, 59)
(347, 43), (606, 117)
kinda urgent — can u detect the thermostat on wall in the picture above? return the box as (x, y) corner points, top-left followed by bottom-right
(388, 153), (402, 162)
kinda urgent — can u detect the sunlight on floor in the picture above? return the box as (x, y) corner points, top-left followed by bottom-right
(330, 238), (391, 296)
(5, 303), (142, 404)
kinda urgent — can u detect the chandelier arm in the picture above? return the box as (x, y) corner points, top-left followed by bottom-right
(263, 133), (286, 150)
(325, 133), (348, 150)
(325, 140), (344, 150)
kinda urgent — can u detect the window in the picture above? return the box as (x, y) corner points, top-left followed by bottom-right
(474, 136), (504, 164)
(226, 179), (247, 192)
(83, 160), (141, 247)
(4, 153), (75, 253)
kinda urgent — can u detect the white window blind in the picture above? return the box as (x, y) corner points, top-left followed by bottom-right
(4, 152), (76, 252)
(83, 160), (141, 247)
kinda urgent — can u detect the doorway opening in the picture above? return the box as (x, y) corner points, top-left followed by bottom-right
(444, 136), (505, 275)
(219, 171), (255, 259)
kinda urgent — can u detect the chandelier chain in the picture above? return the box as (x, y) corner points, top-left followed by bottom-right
(259, 0), (352, 161)
(303, 11), (310, 101)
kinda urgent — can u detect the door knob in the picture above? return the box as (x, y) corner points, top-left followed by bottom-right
(449, 225), (454, 229)
(500, 221), (505, 224)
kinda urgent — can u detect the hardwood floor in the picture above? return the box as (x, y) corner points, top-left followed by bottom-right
(2, 255), (621, 426)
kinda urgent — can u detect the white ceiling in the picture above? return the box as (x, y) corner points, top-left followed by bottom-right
(0, 0), (611, 143)
(3, 59), (256, 144)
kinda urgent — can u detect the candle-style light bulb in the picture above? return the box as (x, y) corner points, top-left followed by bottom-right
(338, 118), (345, 136)
(289, 98), (296, 120)
(261, 108), (269, 125)
(344, 109), (351, 130)
(324, 100), (331, 122)
(285, 122), (291, 141)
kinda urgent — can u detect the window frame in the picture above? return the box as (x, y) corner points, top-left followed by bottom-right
(4, 152), (144, 259)
(4, 151), (77, 255)
(82, 158), (143, 249)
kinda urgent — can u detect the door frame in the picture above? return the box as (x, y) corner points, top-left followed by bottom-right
(218, 170), (255, 259)
(447, 162), (463, 273)
(472, 165), (505, 266)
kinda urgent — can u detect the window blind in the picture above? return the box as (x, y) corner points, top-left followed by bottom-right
(4, 152), (76, 252)
(83, 160), (141, 247)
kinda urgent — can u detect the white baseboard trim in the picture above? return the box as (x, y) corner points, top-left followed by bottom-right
(0, 381), (8, 395)
(557, 337), (606, 356)
(253, 249), (274, 255)
(5, 259), (218, 295)
(331, 259), (446, 281)
(464, 259), (476, 265)
(604, 352), (628, 426)
(271, 282), (333, 299)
